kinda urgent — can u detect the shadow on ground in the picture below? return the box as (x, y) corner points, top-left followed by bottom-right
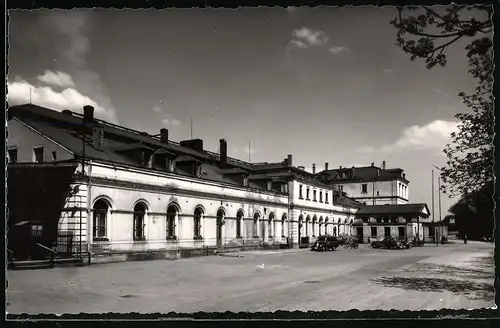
(371, 256), (494, 301)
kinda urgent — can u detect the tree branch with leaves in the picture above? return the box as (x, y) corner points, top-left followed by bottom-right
(391, 5), (493, 197)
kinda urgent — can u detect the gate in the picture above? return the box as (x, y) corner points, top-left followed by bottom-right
(55, 230), (74, 258)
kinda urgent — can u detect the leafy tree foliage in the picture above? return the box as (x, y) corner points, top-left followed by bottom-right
(391, 5), (493, 197)
(447, 182), (494, 239)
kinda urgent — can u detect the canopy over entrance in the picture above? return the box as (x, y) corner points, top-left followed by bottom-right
(7, 162), (78, 260)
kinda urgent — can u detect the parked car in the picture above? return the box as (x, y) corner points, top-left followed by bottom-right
(371, 236), (401, 249)
(310, 235), (341, 251)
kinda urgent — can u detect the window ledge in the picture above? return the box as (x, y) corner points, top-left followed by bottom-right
(93, 237), (109, 242)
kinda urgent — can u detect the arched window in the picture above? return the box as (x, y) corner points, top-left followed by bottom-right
(268, 213), (275, 237)
(325, 217), (329, 235)
(93, 199), (109, 240)
(281, 213), (286, 237)
(166, 204), (178, 239)
(133, 202), (147, 241)
(253, 213), (260, 237)
(333, 226), (337, 237)
(194, 207), (203, 239)
(236, 210), (244, 237)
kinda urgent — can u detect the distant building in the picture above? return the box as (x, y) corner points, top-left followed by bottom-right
(316, 162), (410, 206)
(7, 104), (362, 263)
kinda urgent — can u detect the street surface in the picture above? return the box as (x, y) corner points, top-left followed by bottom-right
(7, 241), (495, 313)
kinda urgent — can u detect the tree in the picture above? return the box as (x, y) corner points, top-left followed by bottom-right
(447, 182), (494, 239)
(390, 5), (493, 197)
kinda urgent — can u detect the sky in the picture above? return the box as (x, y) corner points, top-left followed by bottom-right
(7, 6), (490, 215)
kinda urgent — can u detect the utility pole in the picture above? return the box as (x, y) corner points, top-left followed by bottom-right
(432, 169), (436, 246)
(438, 171), (443, 244)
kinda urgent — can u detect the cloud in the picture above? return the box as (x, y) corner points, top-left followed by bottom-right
(7, 77), (118, 123)
(289, 40), (308, 49)
(35, 11), (118, 122)
(36, 70), (75, 88)
(329, 46), (351, 54)
(292, 27), (329, 47)
(161, 118), (181, 126)
(356, 120), (459, 154)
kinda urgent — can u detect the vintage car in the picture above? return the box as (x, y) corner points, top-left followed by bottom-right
(310, 235), (341, 251)
(371, 236), (403, 249)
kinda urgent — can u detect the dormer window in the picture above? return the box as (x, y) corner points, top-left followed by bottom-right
(195, 164), (203, 178)
(243, 175), (249, 187)
(267, 181), (272, 191)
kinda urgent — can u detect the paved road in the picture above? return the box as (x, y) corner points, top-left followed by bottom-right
(6, 241), (495, 314)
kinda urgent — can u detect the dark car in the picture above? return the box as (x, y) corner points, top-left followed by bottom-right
(371, 236), (401, 249)
(310, 235), (340, 251)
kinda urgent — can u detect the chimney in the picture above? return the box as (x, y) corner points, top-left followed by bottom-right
(371, 162), (374, 167)
(382, 160), (386, 170)
(312, 164), (316, 174)
(351, 166), (355, 176)
(83, 105), (94, 124)
(287, 154), (293, 166)
(325, 162), (329, 171)
(220, 139), (228, 168)
(339, 165), (343, 169)
(160, 128), (169, 144)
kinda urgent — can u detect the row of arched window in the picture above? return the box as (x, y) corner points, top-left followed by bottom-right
(92, 198), (288, 241)
(298, 215), (354, 237)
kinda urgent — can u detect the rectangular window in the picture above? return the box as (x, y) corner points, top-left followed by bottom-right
(398, 227), (405, 237)
(371, 227), (377, 237)
(33, 146), (44, 163)
(339, 185), (343, 191)
(8, 148), (17, 164)
(325, 192), (329, 203)
(384, 227), (391, 236)
(299, 185), (303, 198)
(376, 218), (382, 223)
(306, 188), (310, 200)
(361, 184), (367, 194)
(313, 190), (317, 201)
(31, 224), (43, 237)
(133, 213), (145, 241)
(383, 217), (389, 223)
(93, 210), (107, 238)
(167, 215), (175, 238)
(319, 191), (323, 203)
(376, 191), (379, 196)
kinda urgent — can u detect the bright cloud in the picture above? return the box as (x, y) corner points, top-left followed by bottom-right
(329, 46), (351, 54)
(36, 70), (75, 88)
(356, 120), (459, 154)
(289, 40), (308, 49)
(7, 76), (118, 124)
(292, 27), (329, 47)
(161, 118), (181, 126)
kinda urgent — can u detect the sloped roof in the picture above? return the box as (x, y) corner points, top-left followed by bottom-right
(316, 166), (409, 183)
(355, 203), (430, 216)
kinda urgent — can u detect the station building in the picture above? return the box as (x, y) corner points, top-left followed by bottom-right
(7, 104), (362, 263)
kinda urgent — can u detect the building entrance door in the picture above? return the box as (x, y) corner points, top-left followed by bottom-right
(216, 210), (224, 248)
(356, 227), (363, 244)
